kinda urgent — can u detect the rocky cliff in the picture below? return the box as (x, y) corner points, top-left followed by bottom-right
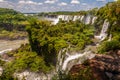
(69, 50), (120, 80)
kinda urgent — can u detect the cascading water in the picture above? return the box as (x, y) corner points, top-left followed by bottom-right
(57, 44), (96, 73)
(73, 16), (78, 21)
(53, 18), (59, 25)
(108, 34), (112, 41)
(80, 15), (84, 22)
(44, 15), (97, 25)
(62, 51), (95, 71)
(92, 17), (97, 24)
(95, 19), (109, 41)
(64, 15), (69, 21)
(85, 15), (91, 24)
(72, 15), (81, 21)
(58, 15), (65, 21)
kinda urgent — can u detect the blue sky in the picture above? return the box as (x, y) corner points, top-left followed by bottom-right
(0, 0), (117, 13)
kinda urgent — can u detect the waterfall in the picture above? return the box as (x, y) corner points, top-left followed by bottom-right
(73, 16), (78, 21)
(64, 15), (69, 21)
(92, 17), (97, 24)
(53, 18), (59, 25)
(80, 15), (84, 22)
(95, 19), (109, 41)
(85, 15), (91, 24)
(58, 15), (65, 21)
(73, 16), (81, 21)
(57, 44), (95, 72)
(108, 34), (112, 41)
(56, 48), (66, 72)
(44, 15), (97, 25)
(62, 51), (95, 71)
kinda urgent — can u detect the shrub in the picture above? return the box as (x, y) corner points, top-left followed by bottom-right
(98, 40), (120, 53)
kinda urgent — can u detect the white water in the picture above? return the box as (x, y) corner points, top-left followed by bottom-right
(57, 45), (96, 72)
(73, 16), (81, 21)
(95, 19), (109, 41)
(61, 51), (95, 71)
(92, 17), (97, 24)
(80, 15), (84, 22)
(58, 15), (65, 20)
(45, 15), (98, 25)
(85, 15), (91, 24)
(108, 34), (112, 41)
(73, 16), (78, 21)
(14, 70), (55, 80)
(0, 48), (12, 54)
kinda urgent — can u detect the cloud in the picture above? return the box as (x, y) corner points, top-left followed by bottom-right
(44, 0), (57, 4)
(58, 2), (67, 6)
(114, 0), (117, 1)
(0, 0), (114, 13)
(38, 2), (43, 5)
(18, 0), (35, 4)
(18, 1), (25, 4)
(71, 0), (80, 4)
(81, 3), (87, 6)
(26, 1), (37, 4)
(18, 0), (43, 5)
(0, 0), (5, 2)
(96, 0), (106, 2)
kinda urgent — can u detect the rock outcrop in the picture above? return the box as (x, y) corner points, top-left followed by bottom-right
(69, 50), (120, 80)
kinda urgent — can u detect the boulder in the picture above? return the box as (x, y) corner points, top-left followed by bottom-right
(69, 50), (120, 80)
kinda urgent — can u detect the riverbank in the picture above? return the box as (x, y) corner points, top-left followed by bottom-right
(0, 38), (28, 54)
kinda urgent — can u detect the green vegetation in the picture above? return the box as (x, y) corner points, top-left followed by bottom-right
(0, 44), (52, 80)
(27, 18), (94, 66)
(0, 15), (94, 79)
(0, 59), (5, 66)
(98, 40), (120, 53)
(0, 8), (28, 40)
(96, 1), (120, 53)
(95, 1), (120, 35)
(38, 8), (98, 17)
(0, 8), (26, 31)
(38, 11), (87, 16)
(67, 67), (95, 80)
(0, 1), (119, 79)
(0, 30), (27, 40)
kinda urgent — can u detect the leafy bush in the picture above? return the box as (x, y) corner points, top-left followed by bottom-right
(98, 40), (120, 53)
(26, 18), (94, 66)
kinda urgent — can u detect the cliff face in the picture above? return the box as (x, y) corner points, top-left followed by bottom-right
(69, 50), (120, 80)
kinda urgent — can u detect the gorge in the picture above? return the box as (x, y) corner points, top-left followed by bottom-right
(0, 1), (120, 80)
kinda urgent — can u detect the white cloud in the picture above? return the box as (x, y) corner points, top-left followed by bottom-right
(38, 2), (43, 5)
(58, 2), (67, 6)
(82, 3), (87, 6)
(18, 1), (25, 4)
(26, 1), (37, 4)
(19, 0), (36, 4)
(71, 0), (80, 4)
(44, 0), (57, 4)
(114, 0), (117, 1)
(0, 0), (4, 2)
(18, 0), (43, 5)
(96, 0), (106, 2)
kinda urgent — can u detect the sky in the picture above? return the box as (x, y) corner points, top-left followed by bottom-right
(0, 0), (117, 13)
